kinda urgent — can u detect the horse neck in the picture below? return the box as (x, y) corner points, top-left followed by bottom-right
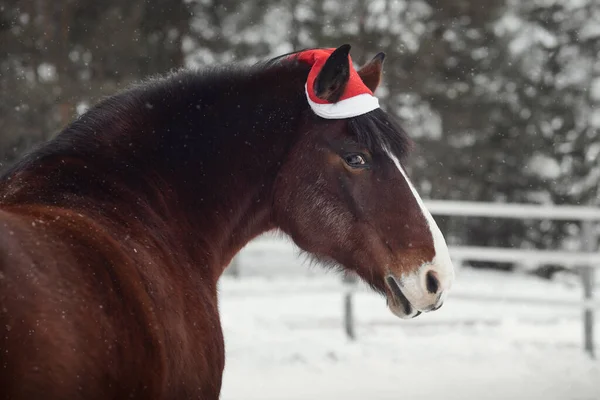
(1, 62), (309, 282)
(129, 65), (310, 279)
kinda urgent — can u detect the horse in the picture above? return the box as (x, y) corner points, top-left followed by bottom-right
(0, 44), (455, 399)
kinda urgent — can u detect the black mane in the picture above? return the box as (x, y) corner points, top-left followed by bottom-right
(0, 59), (307, 182)
(1, 52), (412, 184)
(349, 108), (413, 163)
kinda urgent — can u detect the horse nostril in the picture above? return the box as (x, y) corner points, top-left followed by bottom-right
(425, 270), (440, 294)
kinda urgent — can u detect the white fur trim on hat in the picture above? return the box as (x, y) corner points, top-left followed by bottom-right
(304, 84), (380, 119)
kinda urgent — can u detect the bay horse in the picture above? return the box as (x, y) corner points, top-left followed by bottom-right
(0, 45), (454, 399)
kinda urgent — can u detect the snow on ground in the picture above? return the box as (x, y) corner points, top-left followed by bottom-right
(217, 236), (599, 400)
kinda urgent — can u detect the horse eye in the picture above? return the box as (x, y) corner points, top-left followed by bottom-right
(343, 153), (367, 168)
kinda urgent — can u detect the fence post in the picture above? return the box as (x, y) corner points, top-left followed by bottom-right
(343, 274), (357, 340)
(582, 221), (596, 358)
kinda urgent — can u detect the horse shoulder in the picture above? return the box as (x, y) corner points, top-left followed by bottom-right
(0, 206), (168, 397)
(0, 205), (225, 398)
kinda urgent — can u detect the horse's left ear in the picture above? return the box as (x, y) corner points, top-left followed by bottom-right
(357, 52), (386, 92)
(313, 44), (352, 103)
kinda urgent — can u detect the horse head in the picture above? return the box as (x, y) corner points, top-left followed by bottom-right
(273, 45), (455, 318)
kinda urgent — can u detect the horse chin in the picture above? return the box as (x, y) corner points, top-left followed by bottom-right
(385, 276), (422, 320)
(387, 298), (422, 319)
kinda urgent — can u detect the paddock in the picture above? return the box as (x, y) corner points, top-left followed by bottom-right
(218, 269), (599, 400)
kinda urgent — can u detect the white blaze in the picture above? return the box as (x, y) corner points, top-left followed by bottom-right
(385, 149), (455, 311)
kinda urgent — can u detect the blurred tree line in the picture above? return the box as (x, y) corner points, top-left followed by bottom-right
(1, 0), (598, 275)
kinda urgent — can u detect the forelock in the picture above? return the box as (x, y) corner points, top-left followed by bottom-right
(347, 108), (413, 161)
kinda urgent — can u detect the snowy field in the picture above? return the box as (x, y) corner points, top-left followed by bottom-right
(217, 235), (600, 400)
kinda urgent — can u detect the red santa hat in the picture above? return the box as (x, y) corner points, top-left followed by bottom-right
(291, 48), (380, 119)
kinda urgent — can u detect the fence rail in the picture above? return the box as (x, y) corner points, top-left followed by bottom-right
(424, 200), (600, 220)
(446, 246), (600, 266)
(221, 282), (600, 310)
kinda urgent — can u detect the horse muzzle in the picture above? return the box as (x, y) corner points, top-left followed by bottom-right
(385, 259), (453, 319)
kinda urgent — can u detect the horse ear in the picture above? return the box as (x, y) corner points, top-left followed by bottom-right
(357, 52), (386, 92)
(313, 44), (351, 103)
